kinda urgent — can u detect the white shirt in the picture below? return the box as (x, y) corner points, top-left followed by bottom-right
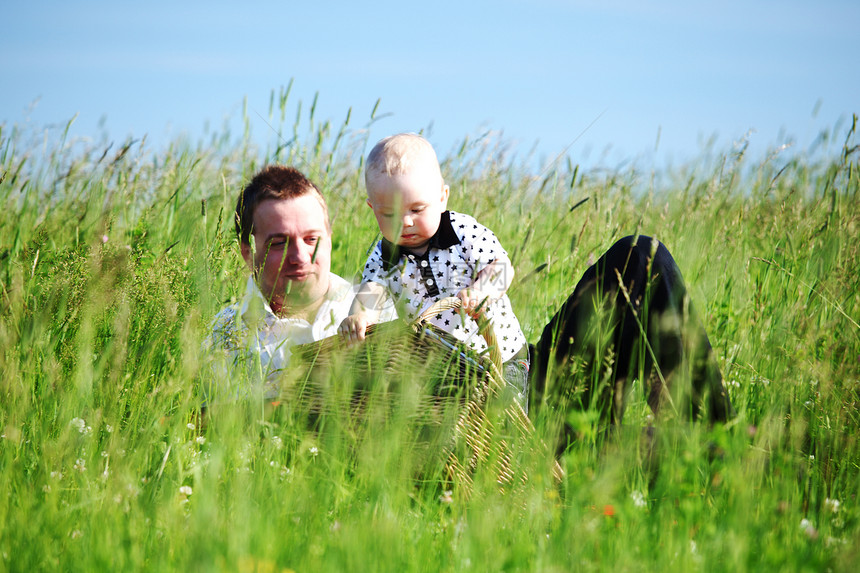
(203, 273), (378, 401)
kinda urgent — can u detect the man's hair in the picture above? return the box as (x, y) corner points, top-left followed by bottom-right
(365, 133), (443, 187)
(234, 165), (330, 245)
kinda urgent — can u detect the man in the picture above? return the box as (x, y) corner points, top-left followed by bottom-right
(203, 165), (389, 401)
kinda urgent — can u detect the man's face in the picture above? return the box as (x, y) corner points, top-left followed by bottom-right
(242, 195), (332, 314)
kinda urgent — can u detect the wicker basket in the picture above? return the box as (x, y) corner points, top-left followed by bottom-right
(284, 297), (559, 487)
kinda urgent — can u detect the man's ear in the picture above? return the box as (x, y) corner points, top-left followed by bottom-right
(240, 242), (254, 272)
(440, 184), (450, 207)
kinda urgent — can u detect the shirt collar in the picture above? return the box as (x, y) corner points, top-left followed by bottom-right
(239, 276), (277, 328)
(379, 210), (460, 271)
(239, 274), (346, 327)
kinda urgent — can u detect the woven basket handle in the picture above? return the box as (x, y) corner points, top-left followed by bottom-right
(413, 296), (504, 376)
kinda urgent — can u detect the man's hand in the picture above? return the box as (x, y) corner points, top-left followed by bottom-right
(339, 313), (371, 344)
(457, 288), (491, 319)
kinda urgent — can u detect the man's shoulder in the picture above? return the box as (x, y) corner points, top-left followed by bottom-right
(205, 302), (243, 351)
(316, 272), (359, 322)
(210, 301), (241, 324)
(326, 272), (358, 300)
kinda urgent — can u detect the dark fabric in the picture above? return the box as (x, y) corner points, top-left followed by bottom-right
(531, 235), (734, 445)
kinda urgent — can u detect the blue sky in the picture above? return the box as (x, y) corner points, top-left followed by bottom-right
(3, 0), (858, 171)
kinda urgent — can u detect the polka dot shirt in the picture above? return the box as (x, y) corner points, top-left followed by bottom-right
(361, 210), (527, 362)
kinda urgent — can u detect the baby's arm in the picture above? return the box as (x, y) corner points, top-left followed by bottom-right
(339, 281), (387, 343)
(457, 252), (514, 317)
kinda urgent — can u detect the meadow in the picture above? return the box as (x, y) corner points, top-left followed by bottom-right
(1, 95), (858, 571)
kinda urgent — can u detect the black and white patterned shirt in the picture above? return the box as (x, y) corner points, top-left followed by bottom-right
(361, 210), (527, 362)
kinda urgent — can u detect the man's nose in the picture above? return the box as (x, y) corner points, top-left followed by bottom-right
(286, 240), (310, 264)
(402, 213), (414, 227)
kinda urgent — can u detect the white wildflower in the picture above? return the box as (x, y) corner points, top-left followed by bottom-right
(690, 539), (702, 564)
(271, 435), (283, 450)
(824, 498), (841, 513)
(70, 418), (92, 435)
(800, 518), (818, 539)
(630, 490), (647, 508)
(309, 446), (319, 457)
(186, 423), (196, 431)
(195, 436), (206, 445)
(105, 424), (114, 433)
(439, 490), (454, 504)
(73, 458), (86, 472)
(179, 485), (193, 496)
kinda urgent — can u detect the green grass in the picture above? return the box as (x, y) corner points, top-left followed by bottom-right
(1, 100), (858, 572)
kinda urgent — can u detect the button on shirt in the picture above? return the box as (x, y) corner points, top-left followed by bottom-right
(204, 273), (368, 401)
(361, 211), (527, 362)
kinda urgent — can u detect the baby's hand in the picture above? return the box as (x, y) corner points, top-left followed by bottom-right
(338, 314), (370, 345)
(457, 288), (491, 319)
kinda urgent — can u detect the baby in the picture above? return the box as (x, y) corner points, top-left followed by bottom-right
(338, 133), (529, 407)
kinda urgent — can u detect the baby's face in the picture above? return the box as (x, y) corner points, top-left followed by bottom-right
(366, 163), (449, 255)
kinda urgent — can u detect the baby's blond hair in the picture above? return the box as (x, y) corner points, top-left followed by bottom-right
(365, 133), (443, 188)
